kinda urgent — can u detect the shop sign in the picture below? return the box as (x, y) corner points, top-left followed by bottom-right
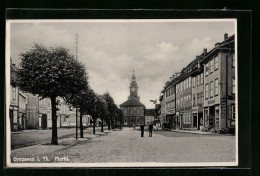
(208, 100), (215, 105)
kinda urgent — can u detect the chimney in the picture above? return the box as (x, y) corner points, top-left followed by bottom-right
(215, 42), (221, 47)
(224, 33), (228, 40)
(172, 75), (176, 80)
(203, 48), (207, 56)
(170, 77), (173, 81)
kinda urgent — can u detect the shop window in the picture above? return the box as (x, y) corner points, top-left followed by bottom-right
(215, 78), (219, 96)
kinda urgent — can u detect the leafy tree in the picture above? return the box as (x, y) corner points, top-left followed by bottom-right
(103, 92), (117, 130)
(17, 44), (88, 144)
(96, 95), (107, 132)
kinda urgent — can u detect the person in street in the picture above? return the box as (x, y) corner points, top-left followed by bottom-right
(140, 124), (144, 137)
(149, 123), (153, 137)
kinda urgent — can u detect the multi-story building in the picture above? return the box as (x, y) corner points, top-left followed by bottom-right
(158, 89), (166, 125)
(120, 71), (145, 127)
(10, 62), (19, 131)
(18, 92), (27, 130)
(191, 52), (206, 130)
(175, 70), (192, 129)
(39, 98), (49, 129)
(144, 109), (155, 125)
(201, 33), (235, 133)
(164, 77), (176, 129)
(25, 93), (39, 129)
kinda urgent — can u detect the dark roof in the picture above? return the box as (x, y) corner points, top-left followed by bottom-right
(119, 97), (145, 107)
(145, 109), (155, 116)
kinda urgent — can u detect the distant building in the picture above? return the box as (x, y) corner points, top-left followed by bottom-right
(25, 93), (39, 129)
(120, 71), (145, 127)
(145, 109), (155, 125)
(10, 61), (19, 131)
(18, 92), (27, 130)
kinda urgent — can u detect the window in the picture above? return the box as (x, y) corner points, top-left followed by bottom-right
(215, 56), (219, 70)
(193, 77), (196, 88)
(205, 63), (209, 76)
(232, 105), (235, 119)
(189, 77), (191, 88)
(232, 53), (235, 67)
(210, 59), (214, 73)
(180, 82), (183, 92)
(197, 93), (200, 105)
(232, 77), (236, 94)
(201, 92), (204, 103)
(205, 84), (209, 99)
(193, 94), (196, 107)
(197, 75), (200, 86)
(200, 73), (203, 85)
(210, 81), (214, 98)
(12, 87), (16, 100)
(215, 78), (219, 96)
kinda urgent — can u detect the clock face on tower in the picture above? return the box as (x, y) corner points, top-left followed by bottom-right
(131, 87), (135, 91)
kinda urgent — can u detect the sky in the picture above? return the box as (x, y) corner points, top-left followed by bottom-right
(9, 20), (235, 109)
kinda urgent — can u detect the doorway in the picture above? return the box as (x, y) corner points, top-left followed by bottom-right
(41, 114), (47, 129)
(209, 106), (215, 128)
(193, 113), (197, 128)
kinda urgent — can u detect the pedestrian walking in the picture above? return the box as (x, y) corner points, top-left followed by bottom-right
(149, 123), (153, 137)
(140, 125), (144, 137)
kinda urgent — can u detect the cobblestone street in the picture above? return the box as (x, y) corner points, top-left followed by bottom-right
(11, 127), (236, 163)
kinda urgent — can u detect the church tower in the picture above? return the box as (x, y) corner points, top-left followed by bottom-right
(129, 70), (140, 101)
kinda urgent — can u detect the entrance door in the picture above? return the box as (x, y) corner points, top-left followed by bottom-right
(180, 114), (183, 129)
(193, 113), (197, 128)
(41, 114), (47, 129)
(209, 106), (215, 128)
(198, 112), (203, 130)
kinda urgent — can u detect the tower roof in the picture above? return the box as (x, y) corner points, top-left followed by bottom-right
(119, 97), (145, 107)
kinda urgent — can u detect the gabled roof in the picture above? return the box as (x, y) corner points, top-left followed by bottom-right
(119, 97), (145, 107)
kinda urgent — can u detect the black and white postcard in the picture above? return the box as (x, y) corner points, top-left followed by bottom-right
(6, 19), (238, 167)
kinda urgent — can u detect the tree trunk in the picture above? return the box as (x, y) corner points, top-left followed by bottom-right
(80, 110), (83, 138)
(101, 117), (104, 132)
(93, 120), (96, 134)
(108, 120), (111, 130)
(51, 96), (58, 145)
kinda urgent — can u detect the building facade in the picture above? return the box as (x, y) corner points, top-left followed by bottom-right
(10, 62), (19, 131)
(157, 33), (235, 133)
(18, 92), (27, 130)
(120, 71), (145, 127)
(201, 34), (235, 133)
(144, 109), (155, 125)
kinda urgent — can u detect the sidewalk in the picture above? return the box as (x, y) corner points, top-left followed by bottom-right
(171, 129), (232, 135)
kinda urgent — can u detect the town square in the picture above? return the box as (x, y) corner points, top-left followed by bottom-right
(7, 19), (237, 166)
